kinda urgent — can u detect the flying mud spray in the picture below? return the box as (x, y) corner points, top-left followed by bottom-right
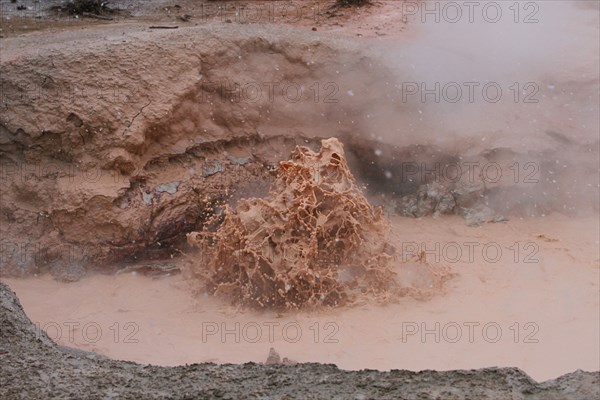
(185, 137), (449, 309)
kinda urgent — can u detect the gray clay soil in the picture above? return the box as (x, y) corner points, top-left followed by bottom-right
(1, 282), (598, 400)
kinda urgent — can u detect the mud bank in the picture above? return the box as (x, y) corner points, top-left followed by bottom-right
(0, 23), (366, 278)
(2, 21), (597, 281)
(1, 282), (598, 399)
(1, 22), (427, 280)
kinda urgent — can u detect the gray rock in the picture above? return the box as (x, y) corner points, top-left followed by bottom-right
(0, 280), (597, 399)
(155, 181), (180, 194)
(202, 160), (225, 177)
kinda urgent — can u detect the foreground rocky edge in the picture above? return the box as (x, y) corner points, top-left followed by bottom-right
(1, 283), (598, 399)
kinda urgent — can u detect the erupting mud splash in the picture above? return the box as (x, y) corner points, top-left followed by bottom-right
(0, 3), (598, 396)
(186, 138), (403, 309)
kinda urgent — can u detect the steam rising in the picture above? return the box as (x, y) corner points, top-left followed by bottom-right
(344, 1), (599, 215)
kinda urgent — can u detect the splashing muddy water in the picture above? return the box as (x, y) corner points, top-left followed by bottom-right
(4, 212), (599, 382)
(0, 0), (598, 390)
(185, 138), (450, 309)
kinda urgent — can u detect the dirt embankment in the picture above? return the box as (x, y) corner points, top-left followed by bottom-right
(0, 24), (373, 279)
(1, 281), (598, 399)
(2, 21), (597, 282)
